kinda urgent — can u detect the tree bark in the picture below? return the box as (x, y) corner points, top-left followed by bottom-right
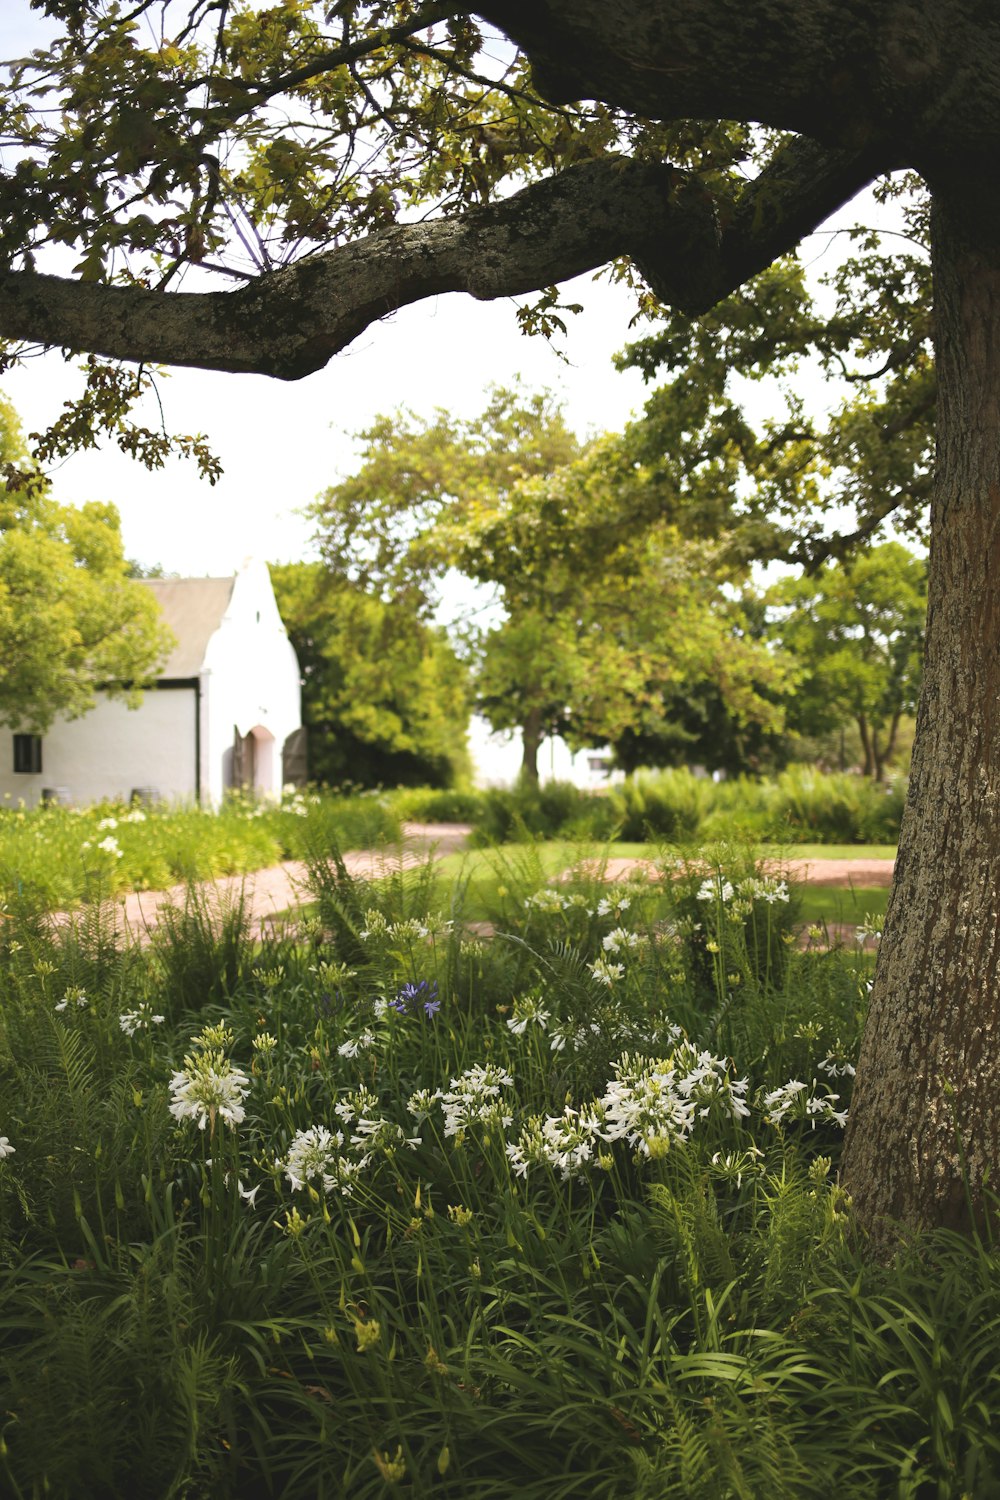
(841, 185), (1000, 1248)
(521, 708), (544, 785)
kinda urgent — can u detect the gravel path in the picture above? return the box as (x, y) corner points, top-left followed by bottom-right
(53, 826), (894, 945)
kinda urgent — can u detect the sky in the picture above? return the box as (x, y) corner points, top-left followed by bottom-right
(0, 4), (895, 581)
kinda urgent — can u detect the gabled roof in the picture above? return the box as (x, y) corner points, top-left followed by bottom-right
(142, 576), (235, 678)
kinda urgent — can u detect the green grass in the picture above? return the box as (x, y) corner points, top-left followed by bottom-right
(795, 883), (891, 929)
(759, 841), (896, 861)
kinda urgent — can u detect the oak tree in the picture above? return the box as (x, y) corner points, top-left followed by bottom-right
(0, 0), (998, 1248)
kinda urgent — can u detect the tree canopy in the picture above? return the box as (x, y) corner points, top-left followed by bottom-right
(270, 560), (470, 788)
(0, 392), (172, 731)
(312, 386), (790, 780)
(766, 543), (925, 782)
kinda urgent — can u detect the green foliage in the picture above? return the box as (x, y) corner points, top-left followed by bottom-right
(0, 392), (173, 732)
(270, 560), (471, 789)
(0, 787), (400, 910)
(469, 779), (621, 846)
(466, 767), (904, 847)
(311, 385), (792, 781)
(766, 542), (926, 780)
(617, 181), (933, 571)
(2, 828), (995, 1498)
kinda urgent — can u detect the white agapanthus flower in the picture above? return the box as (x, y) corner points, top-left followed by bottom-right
(119, 1005), (165, 1037)
(736, 875), (790, 905)
(761, 1079), (848, 1129)
(168, 1054), (250, 1132)
(599, 1046), (749, 1157)
(505, 994), (551, 1036)
(696, 877), (735, 904)
(338, 1030), (376, 1059)
(602, 927), (640, 954)
(818, 1056), (857, 1079)
(525, 888), (568, 913)
(55, 986), (88, 1012)
(96, 816), (119, 831)
(434, 1063), (514, 1138)
(96, 835), (123, 858)
(282, 1125), (359, 1195)
(506, 1103), (607, 1181)
(589, 956), (625, 986)
(597, 894), (631, 917)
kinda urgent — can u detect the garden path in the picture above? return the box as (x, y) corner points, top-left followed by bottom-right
(78, 826), (894, 946)
(76, 822), (475, 944)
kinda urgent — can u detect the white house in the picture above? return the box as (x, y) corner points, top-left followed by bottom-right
(3, 560), (304, 808)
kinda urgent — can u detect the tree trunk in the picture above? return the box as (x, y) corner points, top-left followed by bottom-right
(857, 713), (875, 779)
(521, 708), (544, 785)
(841, 187), (1000, 1249)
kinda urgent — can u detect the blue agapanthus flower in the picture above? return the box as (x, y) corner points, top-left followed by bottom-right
(391, 979), (440, 1018)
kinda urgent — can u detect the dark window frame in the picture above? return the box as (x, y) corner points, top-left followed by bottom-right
(13, 733), (42, 774)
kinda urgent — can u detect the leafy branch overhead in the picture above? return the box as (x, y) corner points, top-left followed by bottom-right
(0, 1), (902, 388)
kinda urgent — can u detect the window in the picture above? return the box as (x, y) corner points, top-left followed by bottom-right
(13, 734), (42, 774)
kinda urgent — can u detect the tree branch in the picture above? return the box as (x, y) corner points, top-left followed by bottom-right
(0, 140), (884, 379)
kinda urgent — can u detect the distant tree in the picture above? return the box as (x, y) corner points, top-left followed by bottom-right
(270, 561), (470, 789)
(313, 388), (790, 782)
(0, 396), (172, 732)
(766, 543), (925, 782)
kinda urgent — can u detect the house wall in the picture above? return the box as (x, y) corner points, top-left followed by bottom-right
(0, 687), (197, 809)
(200, 560), (302, 804)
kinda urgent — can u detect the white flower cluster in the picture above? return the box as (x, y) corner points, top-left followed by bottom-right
(506, 1102), (608, 1181)
(817, 1056), (856, 1079)
(338, 1029), (376, 1059)
(281, 1124), (362, 1196)
(334, 1086), (421, 1155)
(603, 927), (641, 955)
(599, 1048), (750, 1158)
(524, 888), (570, 914)
(506, 994), (551, 1036)
(429, 1064), (514, 1139)
(359, 910), (430, 942)
(760, 1079), (848, 1129)
(96, 835), (123, 859)
(96, 816), (118, 831)
(524, 887), (592, 914)
(596, 894), (632, 918)
(589, 956), (625, 986)
(696, 873), (789, 906)
(0, 1136), (14, 1159)
(119, 1004), (165, 1036)
(168, 1053), (250, 1132)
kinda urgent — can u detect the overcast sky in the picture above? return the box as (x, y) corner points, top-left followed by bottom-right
(0, 5), (891, 580)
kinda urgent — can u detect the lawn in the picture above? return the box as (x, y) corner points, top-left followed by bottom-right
(2, 827), (994, 1499)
